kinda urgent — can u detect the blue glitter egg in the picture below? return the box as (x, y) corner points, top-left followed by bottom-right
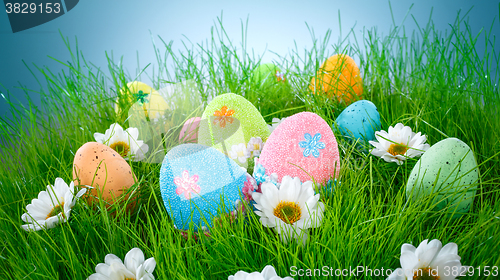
(160, 144), (246, 230)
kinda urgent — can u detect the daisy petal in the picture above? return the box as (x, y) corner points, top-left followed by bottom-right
(87, 273), (109, 280)
(90, 248), (155, 280)
(124, 248), (144, 275)
(370, 123), (429, 165)
(95, 263), (111, 277)
(252, 176), (324, 245)
(386, 268), (405, 280)
(260, 265), (279, 278)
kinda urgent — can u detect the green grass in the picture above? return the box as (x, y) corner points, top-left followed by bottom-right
(1, 6), (500, 280)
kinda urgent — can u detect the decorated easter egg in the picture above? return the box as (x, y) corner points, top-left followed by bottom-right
(179, 117), (201, 143)
(115, 81), (170, 120)
(406, 138), (478, 216)
(198, 93), (270, 168)
(126, 81), (204, 164)
(251, 63), (285, 85)
(258, 112), (340, 184)
(72, 142), (137, 206)
(334, 100), (381, 143)
(160, 144), (246, 230)
(309, 54), (363, 104)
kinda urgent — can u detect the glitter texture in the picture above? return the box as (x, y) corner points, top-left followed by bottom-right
(160, 144), (247, 231)
(259, 112), (340, 184)
(198, 93), (271, 168)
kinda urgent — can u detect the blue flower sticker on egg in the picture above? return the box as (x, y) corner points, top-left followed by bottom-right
(253, 162), (268, 186)
(334, 100), (381, 143)
(160, 144), (247, 230)
(298, 133), (326, 158)
(252, 158), (278, 187)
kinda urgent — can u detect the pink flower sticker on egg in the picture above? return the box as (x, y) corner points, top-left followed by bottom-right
(258, 112), (340, 184)
(179, 117), (201, 143)
(174, 170), (201, 200)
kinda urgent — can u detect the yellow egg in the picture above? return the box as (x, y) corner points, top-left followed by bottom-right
(309, 54), (363, 105)
(115, 81), (170, 120)
(72, 142), (137, 207)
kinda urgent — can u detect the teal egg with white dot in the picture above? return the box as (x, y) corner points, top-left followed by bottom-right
(334, 100), (381, 143)
(160, 144), (246, 230)
(406, 138), (478, 217)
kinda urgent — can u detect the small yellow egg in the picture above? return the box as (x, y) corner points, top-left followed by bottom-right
(115, 81), (170, 120)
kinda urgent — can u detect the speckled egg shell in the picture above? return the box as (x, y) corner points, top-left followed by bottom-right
(335, 100), (381, 142)
(251, 63), (285, 85)
(160, 144), (246, 230)
(258, 112), (340, 184)
(406, 138), (478, 216)
(198, 93), (270, 167)
(72, 142), (137, 204)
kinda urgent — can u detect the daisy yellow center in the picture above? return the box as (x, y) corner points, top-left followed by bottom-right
(110, 141), (130, 157)
(253, 143), (260, 150)
(387, 143), (408, 156)
(273, 201), (301, 224)
(47, 203), (65, 219)
(413, 267), (440, 280)
(237, 150), (245, 157)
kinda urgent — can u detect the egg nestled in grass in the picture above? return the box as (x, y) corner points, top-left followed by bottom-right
(115, 81), (170, 120)
(72, 142), (137, 208)
(406, 138), (479, 217)
(334, 100), (381, 144)
(160, 144), (246, 230)
(179, 117), (201, 143)
(198, 93), (270, 168)
(251, 63), (285, 85)
(258, 111), (340, 184)
(309, 54), (363, 105)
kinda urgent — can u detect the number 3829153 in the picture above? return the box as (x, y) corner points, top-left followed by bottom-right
(444, 266), (498, 277)
(5, 3), (62, 14)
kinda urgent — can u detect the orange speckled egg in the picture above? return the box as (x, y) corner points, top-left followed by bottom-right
(309, 54), (363, 105)
(72, 142), (137, 206)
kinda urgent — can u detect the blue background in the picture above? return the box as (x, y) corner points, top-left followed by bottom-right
(0, 0), (498, 123)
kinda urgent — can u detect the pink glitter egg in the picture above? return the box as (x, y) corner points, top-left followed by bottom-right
(258, 112), (340, 184)
(179, 117), (201, 143)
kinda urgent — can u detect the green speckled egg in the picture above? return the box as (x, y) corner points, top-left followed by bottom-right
(406, 138), (478, 216)
(198, 93), (270, 168)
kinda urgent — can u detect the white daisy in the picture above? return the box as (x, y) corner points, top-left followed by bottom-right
(229, 265), (293, 280)
(247, 137), (264, 157)
(252, 176), (325, 244)
(229, 143), (251, 164)
(87, 247), (156, 280)
(94, 123), (149, 161)
(268, 118), (285, 133)
(21, 178), (86, 231)
(369, 123), (430, 165)
(387, 239), (463, 280)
